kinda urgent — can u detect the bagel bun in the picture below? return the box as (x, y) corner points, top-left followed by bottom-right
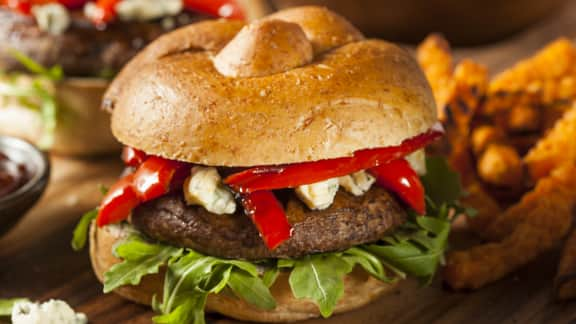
(0, 77), (120, 156)
(104, 6), (437, 167)
(90, 223), (398, 322)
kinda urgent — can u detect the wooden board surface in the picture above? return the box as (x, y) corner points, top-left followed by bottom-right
(2, 2), (576, 323)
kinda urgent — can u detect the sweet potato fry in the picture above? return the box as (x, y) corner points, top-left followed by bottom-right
(477, 143), (523, 188)
(525, 104), (576, 180)
(445, 59), (488, 132)
(444, 164), (576, 290)
(507, 104), (541, 133)
(463, 181), (503, 234)
(471, 125), (506, 156)
(555, 228), (576, 301)
(482, 163), (576, 241)
(417, 34), (453, 117)
(490, 38), (576, 94)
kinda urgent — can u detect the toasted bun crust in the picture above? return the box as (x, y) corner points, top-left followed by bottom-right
(90, 224), (397, 322)
(104, 6), (437, 166)
(0, 77), (120, 156)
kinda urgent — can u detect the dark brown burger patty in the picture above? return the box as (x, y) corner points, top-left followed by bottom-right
(132, 186), (407, 260)
(0, 9), (205, 77)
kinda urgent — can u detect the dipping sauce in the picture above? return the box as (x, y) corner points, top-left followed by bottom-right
(0, 152), (30, 198)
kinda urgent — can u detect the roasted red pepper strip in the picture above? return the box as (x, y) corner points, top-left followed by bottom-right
(369, 159), (425, 215)
(86, 0), (119, 26)
(4, 0), (33, 14)
(132, 156), (186, 202)
(58, 0), (88, 9)
(121, 146), (148, 167)
(97, 174), (139, 227)
(183, 0), (244, 19)
(225, 126), (443, 193)
(241, 190), (292, 250)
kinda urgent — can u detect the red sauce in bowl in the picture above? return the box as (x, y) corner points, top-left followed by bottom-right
(0, 152), (29, 198)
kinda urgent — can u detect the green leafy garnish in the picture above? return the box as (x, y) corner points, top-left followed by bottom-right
(287, 254), (352, 318)
(0, 50), (62, 148)
(96, 156), (468, 323)
(104, 234), (183, 293)
(421, 156), (477, 219)
(0, 298), (29, 317)
(227, 270), (276, 310)
(71, 209), (97, 251)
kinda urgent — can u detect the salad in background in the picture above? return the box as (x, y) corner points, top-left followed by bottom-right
(0, 0), (267, 156)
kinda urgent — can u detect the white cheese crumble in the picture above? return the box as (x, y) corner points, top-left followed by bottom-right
(12, 299), (87, 324)
(295, 178), (339, 210)
(405, 149), (427, 175)
(31, 3), (71, 35)
(184, 166), (236, 215)
(338, 171), (376, 196)
(115, 0), (183, 22)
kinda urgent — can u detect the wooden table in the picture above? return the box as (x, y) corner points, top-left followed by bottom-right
(2, 2), (576, 323)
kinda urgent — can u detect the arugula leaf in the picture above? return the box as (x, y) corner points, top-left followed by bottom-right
(288, 254), (353, 318)
(71, 209), (97, 251)
(262, 267), (279, 288)
(0, 50), (62, 148)
(8, 49), (62, 80)
(342, 247), (394, 282)
(366, 215), (450, 283)
(0, 298), (29, 317)
(104, 236), (182, 293)
(421, 156), (463, 207)
(227, 270), (277, 310)
(153, 293), (207, 324)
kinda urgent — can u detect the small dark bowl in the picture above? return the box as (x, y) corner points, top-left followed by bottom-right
(0, 136), (50, 236)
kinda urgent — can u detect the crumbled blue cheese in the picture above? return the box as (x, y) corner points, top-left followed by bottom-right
(12, 299), (87, 324)
(184, 166), (236, 215)
(338, 171), (375, 196)
(405, 149), (427, 175)
(115, 0), (183, 22)
(295, 178), (339, 210)
(31, 3), (71, 35)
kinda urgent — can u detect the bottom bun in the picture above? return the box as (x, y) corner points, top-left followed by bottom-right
(0, 77), (120, 156)
(90, 224), (398, 322)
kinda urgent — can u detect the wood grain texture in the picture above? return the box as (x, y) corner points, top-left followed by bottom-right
(3, 2), (576, 322)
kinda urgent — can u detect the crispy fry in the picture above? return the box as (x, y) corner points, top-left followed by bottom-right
(417, 34), (453, 117)
(490, 38), (576, 94)
(481, 163), (576, 241)
(444, 164), (576, 290)
(463, 181), (503, 234)
(477, 143), (523, 188)
(555, 228), (576, 300)
(525, 104), (576, 180)
(480, 91), (542, 117)
(471, 125), (506, 155)
(507, 104), (541, 133)
(445, 59), (488, 132)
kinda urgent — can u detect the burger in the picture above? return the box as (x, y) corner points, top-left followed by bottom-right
(0, 0), (267, 155)
(72, 6), (465, 323)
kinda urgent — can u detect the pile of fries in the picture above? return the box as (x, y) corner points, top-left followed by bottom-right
(417, 35), (576, 299)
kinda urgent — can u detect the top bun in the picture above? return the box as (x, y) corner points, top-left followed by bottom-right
(104, 6), (437, 167)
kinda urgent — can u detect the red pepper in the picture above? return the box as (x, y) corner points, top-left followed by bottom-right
(58, 0), (88, 9)
(241, 190), (292, 250)
(86, 0), (119, 26)
(183, 0), (244, 20)
(97, 174), (140, 227)
(97, 156), (188, 226)
(4, 0), (33, 14)
(2, 0), (87, 13)
(225, 126), (442, 193)
(369, 159), (425, 215)
(121, 146), (148, 167)
(132, 156), (186, 202)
